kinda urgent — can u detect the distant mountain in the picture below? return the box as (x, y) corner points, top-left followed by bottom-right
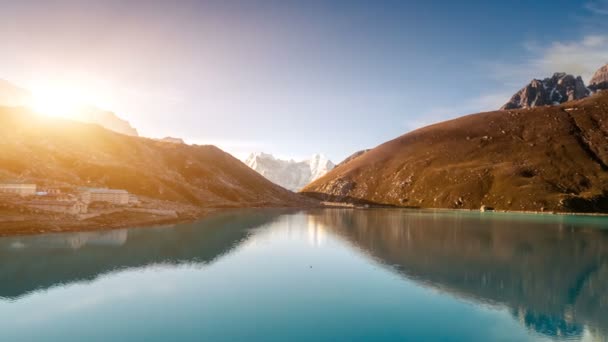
(157, 137), (185, 144)
(303, 90), (608, 213)
(589, 64), (608, 91)
(0, 79), (30, 107)
(501, 73), (589, 110)
(0, 79), (138, 136)
(245, 153), (335, 191)
(0, 106), (313, 207)
(501, 64), (608, 110)
(78, 106), (139, 136)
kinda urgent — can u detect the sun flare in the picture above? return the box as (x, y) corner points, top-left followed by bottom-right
(29, 82), (90, 119)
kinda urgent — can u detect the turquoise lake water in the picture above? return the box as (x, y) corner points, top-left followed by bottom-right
(1, 209), (608, 341)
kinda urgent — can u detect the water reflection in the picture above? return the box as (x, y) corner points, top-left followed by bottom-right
(308, 209), (608, 340)
(0, 209), (287, 300)
(2, 208), (608, 341)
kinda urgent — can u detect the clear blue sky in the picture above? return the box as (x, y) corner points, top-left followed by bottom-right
(1, 0), (607, 161)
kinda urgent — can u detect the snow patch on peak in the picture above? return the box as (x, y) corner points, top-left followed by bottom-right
(308, 154), (335, 181)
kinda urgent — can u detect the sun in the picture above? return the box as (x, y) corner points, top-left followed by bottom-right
(29, 82), (89, 119)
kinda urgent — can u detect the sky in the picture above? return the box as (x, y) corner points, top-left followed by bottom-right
(0, 0), (607, 162)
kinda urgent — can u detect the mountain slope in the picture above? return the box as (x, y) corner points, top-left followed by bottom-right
(336, 149), (371, 167)
(0, 106), (312, 207)
(302, 91), (608, 213)
(245, 152), (335, 191)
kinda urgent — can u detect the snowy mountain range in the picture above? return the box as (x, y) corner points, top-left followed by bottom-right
(245, 153), (335, 191)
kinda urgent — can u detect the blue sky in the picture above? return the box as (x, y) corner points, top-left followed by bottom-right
(0, 0), (607, 161)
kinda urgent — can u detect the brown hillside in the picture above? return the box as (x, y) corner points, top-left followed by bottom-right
(0, 106), (312, 208)
(302, 91), (608, 213)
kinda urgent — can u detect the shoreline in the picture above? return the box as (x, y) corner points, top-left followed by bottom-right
(321, 201), (608, 217)
(2, 203), (607, 238)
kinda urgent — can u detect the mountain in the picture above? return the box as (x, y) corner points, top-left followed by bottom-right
(302, 90), (608, 213)
(501, 73), (590, 110)
(77, 106), (139, 136)
(157, 137), (185, 144)
(589, 64), (608, 91)
(501, 64), (608, 110)
(0, 79), (30, 107)
(0, 79), (138, 136)
(245, 153), (335, 191)
(0, 106), (313, 208)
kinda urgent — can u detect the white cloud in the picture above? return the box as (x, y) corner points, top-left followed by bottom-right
(585, 0), (608, 15)
(538, 35), (608, 81)
(489, 34), (608, 86)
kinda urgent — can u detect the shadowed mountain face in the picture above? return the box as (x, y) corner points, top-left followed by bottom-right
(302, 92), (608, 213)
(0, 209), (288, 299)
(0, 107), (312, 207)
(309, 209), (608, 339)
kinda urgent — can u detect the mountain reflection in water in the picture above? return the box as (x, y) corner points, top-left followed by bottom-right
(1, 208), (607, 341)
(0, 209), (286, 299)
(308, 209), (608, 340)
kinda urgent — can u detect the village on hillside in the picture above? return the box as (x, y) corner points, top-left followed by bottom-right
(0, 182), (181, 223)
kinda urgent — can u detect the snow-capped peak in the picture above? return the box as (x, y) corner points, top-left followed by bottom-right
(245, 152), (335, 191)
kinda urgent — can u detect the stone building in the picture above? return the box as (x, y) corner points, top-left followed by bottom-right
(79, 188), (130, 205)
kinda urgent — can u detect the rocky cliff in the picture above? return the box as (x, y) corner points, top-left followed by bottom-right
(589, 63), (608, 91)
(501, 63), (608, 110)
(501, 73), (589, 110)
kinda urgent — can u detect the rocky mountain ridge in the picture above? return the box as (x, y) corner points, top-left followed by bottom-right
(501, 63), (608, 110)
(589, 64), (608, 91)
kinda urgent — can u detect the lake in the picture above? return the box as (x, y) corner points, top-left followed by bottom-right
(1, 209), (608, 341)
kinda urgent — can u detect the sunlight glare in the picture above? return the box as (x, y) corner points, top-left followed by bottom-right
(29, 82), (90, 119)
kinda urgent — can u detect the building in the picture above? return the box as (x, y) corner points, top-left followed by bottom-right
(25, 200), (88, 215)
(40, 188), (62, 195)
(0, 183), (36, 197)
(128, 194), (140, 205)
(79, 188), (130, 205)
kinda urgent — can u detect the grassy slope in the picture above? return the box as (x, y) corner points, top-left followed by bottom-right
(303, 91), (608, 212)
